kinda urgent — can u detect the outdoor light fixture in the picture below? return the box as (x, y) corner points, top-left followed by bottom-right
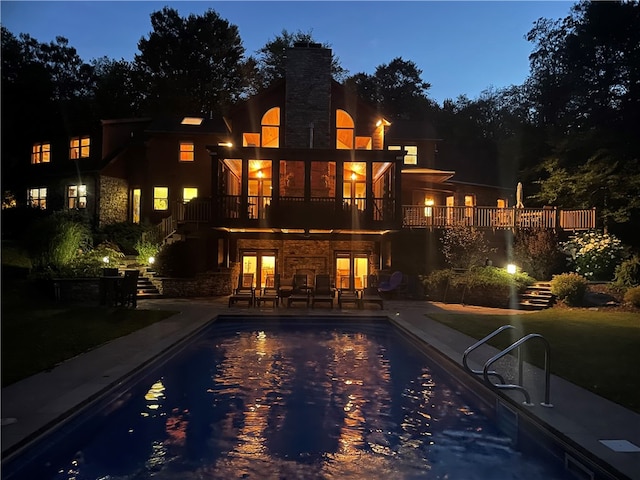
(376, 119), (382, 127)
(148, 256), (155, 265)
(102, 256), (109, 264)
(506, 263), (517, 274)
(218, 142), (233, 147)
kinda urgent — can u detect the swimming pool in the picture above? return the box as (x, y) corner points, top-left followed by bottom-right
(4, 317), (576, 479)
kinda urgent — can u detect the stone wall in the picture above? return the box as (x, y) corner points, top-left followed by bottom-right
(154, 271), (233, 297)
(99, 176), (129, 226)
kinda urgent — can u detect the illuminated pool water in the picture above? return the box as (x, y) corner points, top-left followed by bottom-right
(5, 318), (574, 479)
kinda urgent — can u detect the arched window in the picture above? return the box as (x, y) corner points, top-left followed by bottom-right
(336, 109), (354, 149)
(261, 107), (280, 148)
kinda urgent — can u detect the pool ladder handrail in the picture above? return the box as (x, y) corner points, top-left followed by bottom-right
(463, 325), (553, 408)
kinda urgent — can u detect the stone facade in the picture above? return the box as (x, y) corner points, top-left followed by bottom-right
(99, 175), (129, 226)
(154, 271), (233, 297)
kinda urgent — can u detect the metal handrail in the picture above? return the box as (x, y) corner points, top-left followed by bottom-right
(483, 334), (553, 408)
(462, 325), (515, 384)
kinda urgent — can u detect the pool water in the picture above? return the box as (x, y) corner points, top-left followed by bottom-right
(6, 319), (573, 479)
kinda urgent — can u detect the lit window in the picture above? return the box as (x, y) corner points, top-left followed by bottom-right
(497, 199), (507, 208)
(179, 142), (194, 162)
(154, 187), (169, 210)
(28, 187), (47, 209)
(355, 136), (372, 150)
(336, 109), (354, 149)
(243, 133), (260, 147)
(424, 197), (434, 217)
(181, 117), (203, 125)
(67, 184), (87, 209)
(261, 107), (280, 148)
(31, 143), (50, 164)
(70, 136), (90, 159)
(388, 145), (417, 165)
(183, 187), (198, 202)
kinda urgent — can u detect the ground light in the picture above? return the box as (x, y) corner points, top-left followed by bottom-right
(506, 263), (517, 274)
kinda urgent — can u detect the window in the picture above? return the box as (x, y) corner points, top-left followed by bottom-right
(497, 198), (507, 208)
(424, 196), (434, 217)
(28, 187), (47, 209)
(154, 187), (169, 210)
(183, 187), (198, 202)
(388, 145), (417, 165)
(179, 142), (194, 162)
(243, 133), (260, 147)
(181, 117), (203, 125)
(336, 109), (354, 149)
(67, 184), (87, 209)
(70, 136), (90, 159)
(31, 143), (50, 164)
(261, 107), (280, 148)
(355, 136), (372, 150)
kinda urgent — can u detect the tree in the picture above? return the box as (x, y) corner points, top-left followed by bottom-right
(251, 29), (347, 92)
(134, 7), (252, 116)
(345, 57), (434, 120)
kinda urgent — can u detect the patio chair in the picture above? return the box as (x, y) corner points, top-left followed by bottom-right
(287, 273), (311, 307)
(228, 273), (255, 307)
(377, 271), (403, 298)
(117, 269), (139, 308)
(337, 277), (360, 309)
(255, 274), (280, 308)
(311, 274), (335, 308)
(360, 274), (384, 310)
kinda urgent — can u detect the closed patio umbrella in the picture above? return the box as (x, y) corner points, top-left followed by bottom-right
(516, 182), (524, 208)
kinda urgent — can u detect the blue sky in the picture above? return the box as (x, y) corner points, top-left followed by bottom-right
(1, 1), (574, 104)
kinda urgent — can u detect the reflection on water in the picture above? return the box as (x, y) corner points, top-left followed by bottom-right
(51, 326), (570, 480)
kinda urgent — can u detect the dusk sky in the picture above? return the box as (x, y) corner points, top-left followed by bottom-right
(2, 1), (574, 105)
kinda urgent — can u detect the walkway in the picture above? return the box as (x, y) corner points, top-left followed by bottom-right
(2, 297), (639, 479)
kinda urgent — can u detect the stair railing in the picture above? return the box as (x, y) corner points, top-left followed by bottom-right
(482, 334), (553, 408)
(463, 325), (515, 384)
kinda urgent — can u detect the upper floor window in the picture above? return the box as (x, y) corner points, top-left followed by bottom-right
(154, 186), (169, 210)
(336, 109), (354, 149)
(28, 187), (47, 209)
(31, 143), (50, 164)
(261, 107), (280, 148)
(183, 187), (198, 203)
(388, 145), (417, 165)
(179, 142), (194, 162)
(68, 184), (87, 209)
(70, 136), (90, 159)
(497, 198), (507, 208)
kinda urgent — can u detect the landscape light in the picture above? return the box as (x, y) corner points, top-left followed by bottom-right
(506, 263), (517, 274)
(148, 256), (155, 265)
(102, 256), (109, 264)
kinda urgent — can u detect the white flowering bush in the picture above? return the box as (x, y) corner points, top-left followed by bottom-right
(560, 231), (625, 280)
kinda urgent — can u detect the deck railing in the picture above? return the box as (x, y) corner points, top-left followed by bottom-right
(402, 206), (595, 230)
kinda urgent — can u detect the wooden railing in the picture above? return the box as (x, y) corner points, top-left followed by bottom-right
(402, 206), (595, 230)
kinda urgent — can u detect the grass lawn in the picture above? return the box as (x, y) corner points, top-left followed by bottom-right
(426, 309), (640, 413)
(1, 282), (178, 387)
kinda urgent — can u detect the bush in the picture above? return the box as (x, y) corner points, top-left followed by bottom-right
(154, 241), (198, 278)
(93, 222), (150, 255)
(135, 239), (160, 266)
(623, 286), (640, 307)
(441, 224), (494, 270)
(550, 272), (588, 306)
(423, 266), (535, 308)
(560, 231), (625, 281)
(513, 228), (565, 280)
(614, 255), (640, 287)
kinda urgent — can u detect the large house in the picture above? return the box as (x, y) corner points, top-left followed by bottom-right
(19, 44), (595, 291)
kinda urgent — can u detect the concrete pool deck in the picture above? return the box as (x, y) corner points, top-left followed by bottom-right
(2, 297), (639, 479)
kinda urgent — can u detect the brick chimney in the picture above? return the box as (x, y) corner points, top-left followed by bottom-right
(285, 43), (332, 148)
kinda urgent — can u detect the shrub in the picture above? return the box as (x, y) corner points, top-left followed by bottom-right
(513, 228), (565, 280)
(550, 272), (588, 306)
(614, 255), (640, 287)
(623, 286), (640, 307)
(94, 222), (149, 255)
(441, 224), (494, 270)
(560, 231), (625, 281)
(57, 242), (125, 278)
(154, 241), (198, 278)
(135, 239), (160, 266)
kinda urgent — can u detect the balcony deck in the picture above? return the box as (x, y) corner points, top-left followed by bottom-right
(166, 198), (596, 236)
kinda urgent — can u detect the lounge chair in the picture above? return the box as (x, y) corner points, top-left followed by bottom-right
(228, 273), (255, 307)
(337, 277), (360, 309)
(287, 273), (311, 307)
(360, 274), (384, 309)
(311, 274), (335, 308)
(378, 271), (403, 298)
(255, 274), (280, 307)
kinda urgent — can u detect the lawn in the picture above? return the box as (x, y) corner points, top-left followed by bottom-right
(426, 309), (640, 413)
(1, 282), (178, 387)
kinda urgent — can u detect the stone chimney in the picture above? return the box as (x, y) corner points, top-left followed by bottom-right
(285, 43), (332, 148)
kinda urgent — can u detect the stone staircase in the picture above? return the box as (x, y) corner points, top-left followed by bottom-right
(136, 268), (163, 300)
(519, 281), (555, 310)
